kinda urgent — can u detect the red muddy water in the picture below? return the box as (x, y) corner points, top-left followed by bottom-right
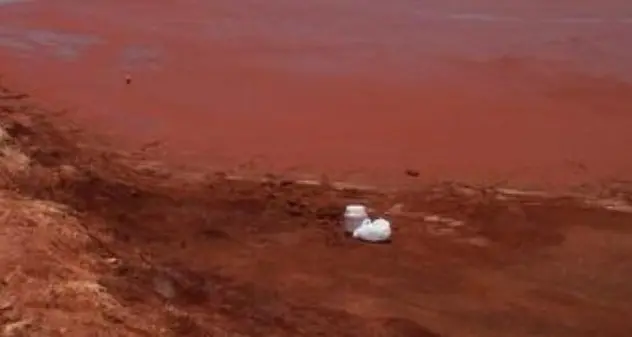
(1, 0), (632, 187)
(3, 3), (632, 337)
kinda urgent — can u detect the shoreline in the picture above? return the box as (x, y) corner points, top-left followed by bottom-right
(2, 76), (632, 336)
(2, 2), (632, 334)
(4, 76), (631, 214)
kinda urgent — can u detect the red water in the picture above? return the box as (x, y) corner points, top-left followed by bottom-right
(1, 0), (632, 187)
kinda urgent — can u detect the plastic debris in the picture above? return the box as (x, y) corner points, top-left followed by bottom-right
(343, 204), (368, 233)
(352, 218), (391, 243)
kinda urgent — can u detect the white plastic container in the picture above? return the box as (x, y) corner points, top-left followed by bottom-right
(343, 205), (368, 233)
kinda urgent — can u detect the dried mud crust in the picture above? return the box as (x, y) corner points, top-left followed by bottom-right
(1, 84), (632, 337)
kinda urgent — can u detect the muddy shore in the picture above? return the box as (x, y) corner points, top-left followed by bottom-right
(2, 81), (632, 336)
(2, 1), (632, 335)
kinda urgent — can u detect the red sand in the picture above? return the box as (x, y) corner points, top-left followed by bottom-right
(1, 0), (632, 187)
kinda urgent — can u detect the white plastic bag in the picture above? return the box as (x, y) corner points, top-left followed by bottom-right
(352, 218), (392, 242)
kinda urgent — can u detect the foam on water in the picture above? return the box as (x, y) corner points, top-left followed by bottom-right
(0, 27), (102, 60)
(447, 13), (523, 22)
(119, 45), (163, 70)
(0, 0), (27, 5)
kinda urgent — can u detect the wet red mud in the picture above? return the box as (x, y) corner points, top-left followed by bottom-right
(2, 1), (632, 337)
(2, 0), (632, 187)
(3, 89), (632, 336)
